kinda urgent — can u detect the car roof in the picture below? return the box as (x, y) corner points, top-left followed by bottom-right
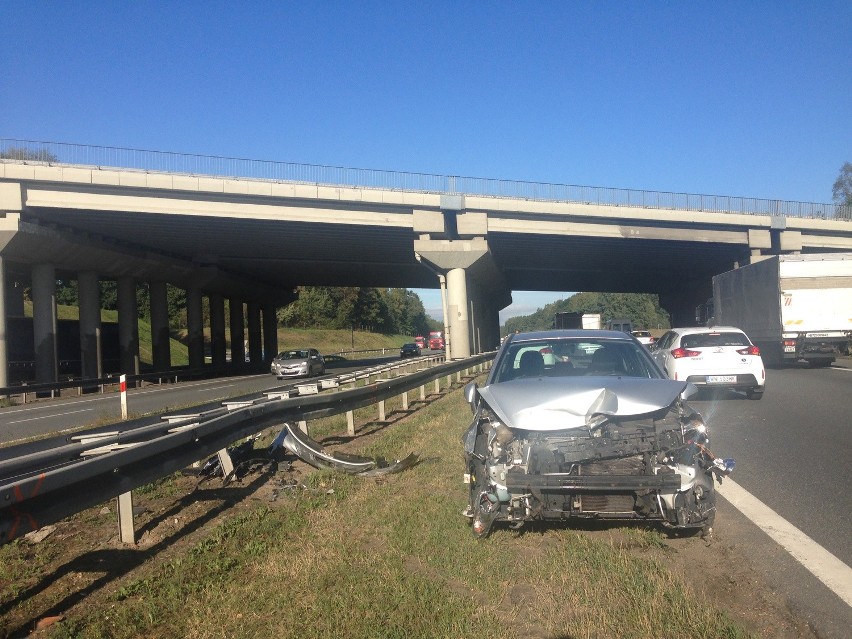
(667, 326), (746, 335)
(507, 329), (637, 342)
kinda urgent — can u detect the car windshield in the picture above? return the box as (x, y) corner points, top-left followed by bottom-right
(402, 343), (416, 348)
(492, 337), (662, 383)
(277, 350), (310, 359)
(681, 332), (749, 348)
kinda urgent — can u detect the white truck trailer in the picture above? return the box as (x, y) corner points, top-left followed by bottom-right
(709, 253), (852, 367)
(553, 312), (602, 330)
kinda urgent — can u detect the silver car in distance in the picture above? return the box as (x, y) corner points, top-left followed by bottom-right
(462, 330), (734, 538)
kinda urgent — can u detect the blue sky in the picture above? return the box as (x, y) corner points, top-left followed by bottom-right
(3, 2), (850, 322)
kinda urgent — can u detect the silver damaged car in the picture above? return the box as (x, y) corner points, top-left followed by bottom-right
(463, 330), (734, 538)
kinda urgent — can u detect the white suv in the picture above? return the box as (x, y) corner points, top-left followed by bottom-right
(651, 326), (765, 400)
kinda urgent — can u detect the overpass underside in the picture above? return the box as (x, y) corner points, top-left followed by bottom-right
(1, 160), (850, 387)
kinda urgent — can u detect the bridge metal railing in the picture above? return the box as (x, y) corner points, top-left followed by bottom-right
(2, 138), (850, 221)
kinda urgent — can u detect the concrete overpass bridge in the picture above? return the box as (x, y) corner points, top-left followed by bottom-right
(1, 140), (851, 387)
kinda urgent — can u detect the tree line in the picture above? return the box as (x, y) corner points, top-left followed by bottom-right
(47, 280), (438, 337)
(503, 292), (671, 334)
(277, 286), (439, 337)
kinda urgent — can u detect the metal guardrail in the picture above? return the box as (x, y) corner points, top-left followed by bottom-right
(2, 138), (849, 220)
(0, 352), (492, 544)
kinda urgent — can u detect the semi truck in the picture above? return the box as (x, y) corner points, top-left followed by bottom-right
(702, 253), (852, 367)
(553, 312), (602, 330)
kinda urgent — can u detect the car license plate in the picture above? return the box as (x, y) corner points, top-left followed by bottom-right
(706, 375), (736, 383)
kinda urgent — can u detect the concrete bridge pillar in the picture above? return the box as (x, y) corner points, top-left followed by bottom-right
(149, 281), (171, 372)
(414, 236), (511, 360)
(78, 271), (102, 380)
(118, 277), (140, 377)
(247, 302), (262, 367)
(229, 298), (245, 367)
(659, 281), (712, 328)
(446, 268), (470, 359)
(262, 305), (278, 365)
(32, 263), (58, 385)
(186, 285), (204, 369)
(210, 292), (226, 370)
(0, 258), (7, 387)
(4, 268), (24, 319)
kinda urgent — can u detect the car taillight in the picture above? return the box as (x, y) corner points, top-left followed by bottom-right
(737, 345), (761, 356)
(671, 347), (701, 358)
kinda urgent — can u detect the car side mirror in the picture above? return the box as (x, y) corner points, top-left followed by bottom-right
(464, 381), (479, 412)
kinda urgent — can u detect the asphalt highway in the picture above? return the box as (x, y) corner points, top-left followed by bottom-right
(689, 356), (852, 639)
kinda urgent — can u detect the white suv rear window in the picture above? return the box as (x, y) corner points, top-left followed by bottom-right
(681, 332), (749, 348)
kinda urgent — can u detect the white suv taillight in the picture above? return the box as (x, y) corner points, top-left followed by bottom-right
(671, 347), (700, 358)
(737, 345), (761, 356)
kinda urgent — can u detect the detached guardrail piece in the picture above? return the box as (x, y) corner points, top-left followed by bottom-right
(276, 424), (420, 477)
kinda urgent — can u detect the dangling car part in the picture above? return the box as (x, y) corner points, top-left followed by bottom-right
(462, 330), (734, 538)
(271, 424), (420, 477)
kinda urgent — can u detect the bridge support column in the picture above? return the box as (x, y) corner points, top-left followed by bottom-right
(0, 257), (7, 388)
(210, 293), (226, 370)
(467, 278), (482, 354)
(187, 285), (204, 369)
(229, 298), (245, 367)
(247, 302), (262, 367)
(78, 271), (102, 380)
(414, 237), (511, 360)
(118, 277), (140, 377)
(446, 268), (471, 359)
(659, 283), (712, 327)
(32, 263), (58, 385)
(150, 281), (171, 372)
(262, 305), (278, 366)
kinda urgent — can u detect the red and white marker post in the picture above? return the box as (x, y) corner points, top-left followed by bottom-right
(119, 374), (128, 419)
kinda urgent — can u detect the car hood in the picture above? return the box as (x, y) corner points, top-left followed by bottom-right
(477, 377), (690, 431)
(274, 357), (308, 365)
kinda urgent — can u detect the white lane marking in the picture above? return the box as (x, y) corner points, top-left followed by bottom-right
(7, 408), (95, 425)
(717, 478), (852, 606)
(1, 376), (268, 416)
(199, 384), (237, 392)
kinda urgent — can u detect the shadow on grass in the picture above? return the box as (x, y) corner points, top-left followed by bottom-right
(2, 470), (274, 638)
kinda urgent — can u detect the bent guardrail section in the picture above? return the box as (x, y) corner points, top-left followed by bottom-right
(0, 353), (492, 545)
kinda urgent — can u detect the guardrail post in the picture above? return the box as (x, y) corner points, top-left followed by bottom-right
(401, 390), (409, 411)
(117, 491), (136, 544)
(378, 400), (386, 422)
(298, 420), (308, 434)
(347, 410), (355, 436)
(420, 384), (426, 401)
(434, 378), (440, 394)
